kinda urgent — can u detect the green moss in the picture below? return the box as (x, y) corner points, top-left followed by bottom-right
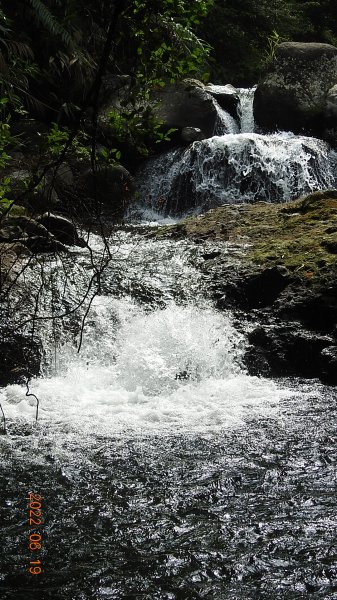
(161, 192), (337, 282)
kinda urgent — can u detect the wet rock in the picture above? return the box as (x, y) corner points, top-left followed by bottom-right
(245, 325), (333, 378)
(321, 346), (337, 384)
(181, 127), (206, 143)
(153, 79), (217, 138)
(276, 283), (337, 333)
(202, 250), (221, 260)
(254, 42), (337, 135)
(218, 266), (290, 309)
(22, 235), (67, 254)
(0, 329), (42, 387)
(37, 212), (82, 246)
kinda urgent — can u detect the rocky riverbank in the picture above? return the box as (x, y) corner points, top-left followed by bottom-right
(149, 190), (337, 384)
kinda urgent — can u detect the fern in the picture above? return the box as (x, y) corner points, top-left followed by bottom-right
(28, 0), (73, 48)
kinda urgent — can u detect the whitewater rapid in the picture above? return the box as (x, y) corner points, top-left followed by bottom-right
(0, 233), (294, 436)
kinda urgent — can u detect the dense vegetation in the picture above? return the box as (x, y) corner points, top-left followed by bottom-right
(200, 0), (337, 85)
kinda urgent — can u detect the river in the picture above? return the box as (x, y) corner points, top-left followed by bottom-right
(0, 89), (336, 599)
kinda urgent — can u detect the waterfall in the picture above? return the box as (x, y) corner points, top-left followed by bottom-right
(238, 87), (256, 133)
(0, 231), (286, 434)
(135, 85), (337, 216)
(137, 132), (336, 215)
(213, 99), (239, 135)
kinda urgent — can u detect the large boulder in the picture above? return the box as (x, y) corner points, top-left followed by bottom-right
(254, 42), (337, 135)
(153, 79), (217, 138)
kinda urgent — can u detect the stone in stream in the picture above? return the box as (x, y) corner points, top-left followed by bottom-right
(254, 42), (337, 137)
(37, 213), (85, 247)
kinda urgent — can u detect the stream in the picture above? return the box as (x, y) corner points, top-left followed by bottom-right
(0, 89), (337, 600)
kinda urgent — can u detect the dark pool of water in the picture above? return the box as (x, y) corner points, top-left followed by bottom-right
(1, 381), (337, 600)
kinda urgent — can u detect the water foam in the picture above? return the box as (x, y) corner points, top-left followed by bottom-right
(1, 300), (287, 434)
(137, 132), (336, 214)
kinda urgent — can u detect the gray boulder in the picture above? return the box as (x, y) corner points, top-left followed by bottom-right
(254, 42), (337, 135)
(153, 79), (217, 138)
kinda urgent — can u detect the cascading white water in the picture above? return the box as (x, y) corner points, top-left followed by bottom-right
(0, 233), (291, 435)
(238, 87), (256, 133)
(136, 86), (337, 215)
(137, 132), (336, 214)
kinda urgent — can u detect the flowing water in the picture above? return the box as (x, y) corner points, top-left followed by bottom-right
(1, 91), (337, 599)
(136, 88), (337, 215)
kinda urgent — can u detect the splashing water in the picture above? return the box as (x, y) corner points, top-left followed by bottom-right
(0, 233), (291, 436)
(137, 132), (336, 215)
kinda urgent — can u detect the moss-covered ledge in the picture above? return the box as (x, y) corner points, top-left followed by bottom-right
(153, 189), (337, 281)
(149, 190), (337, 383)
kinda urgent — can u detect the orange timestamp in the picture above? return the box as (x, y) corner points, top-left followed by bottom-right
(28, 492), (43, 575)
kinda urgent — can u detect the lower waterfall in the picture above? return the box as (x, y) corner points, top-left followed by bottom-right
(1, 232), (288, 433)
(137, 133), (336, 215)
